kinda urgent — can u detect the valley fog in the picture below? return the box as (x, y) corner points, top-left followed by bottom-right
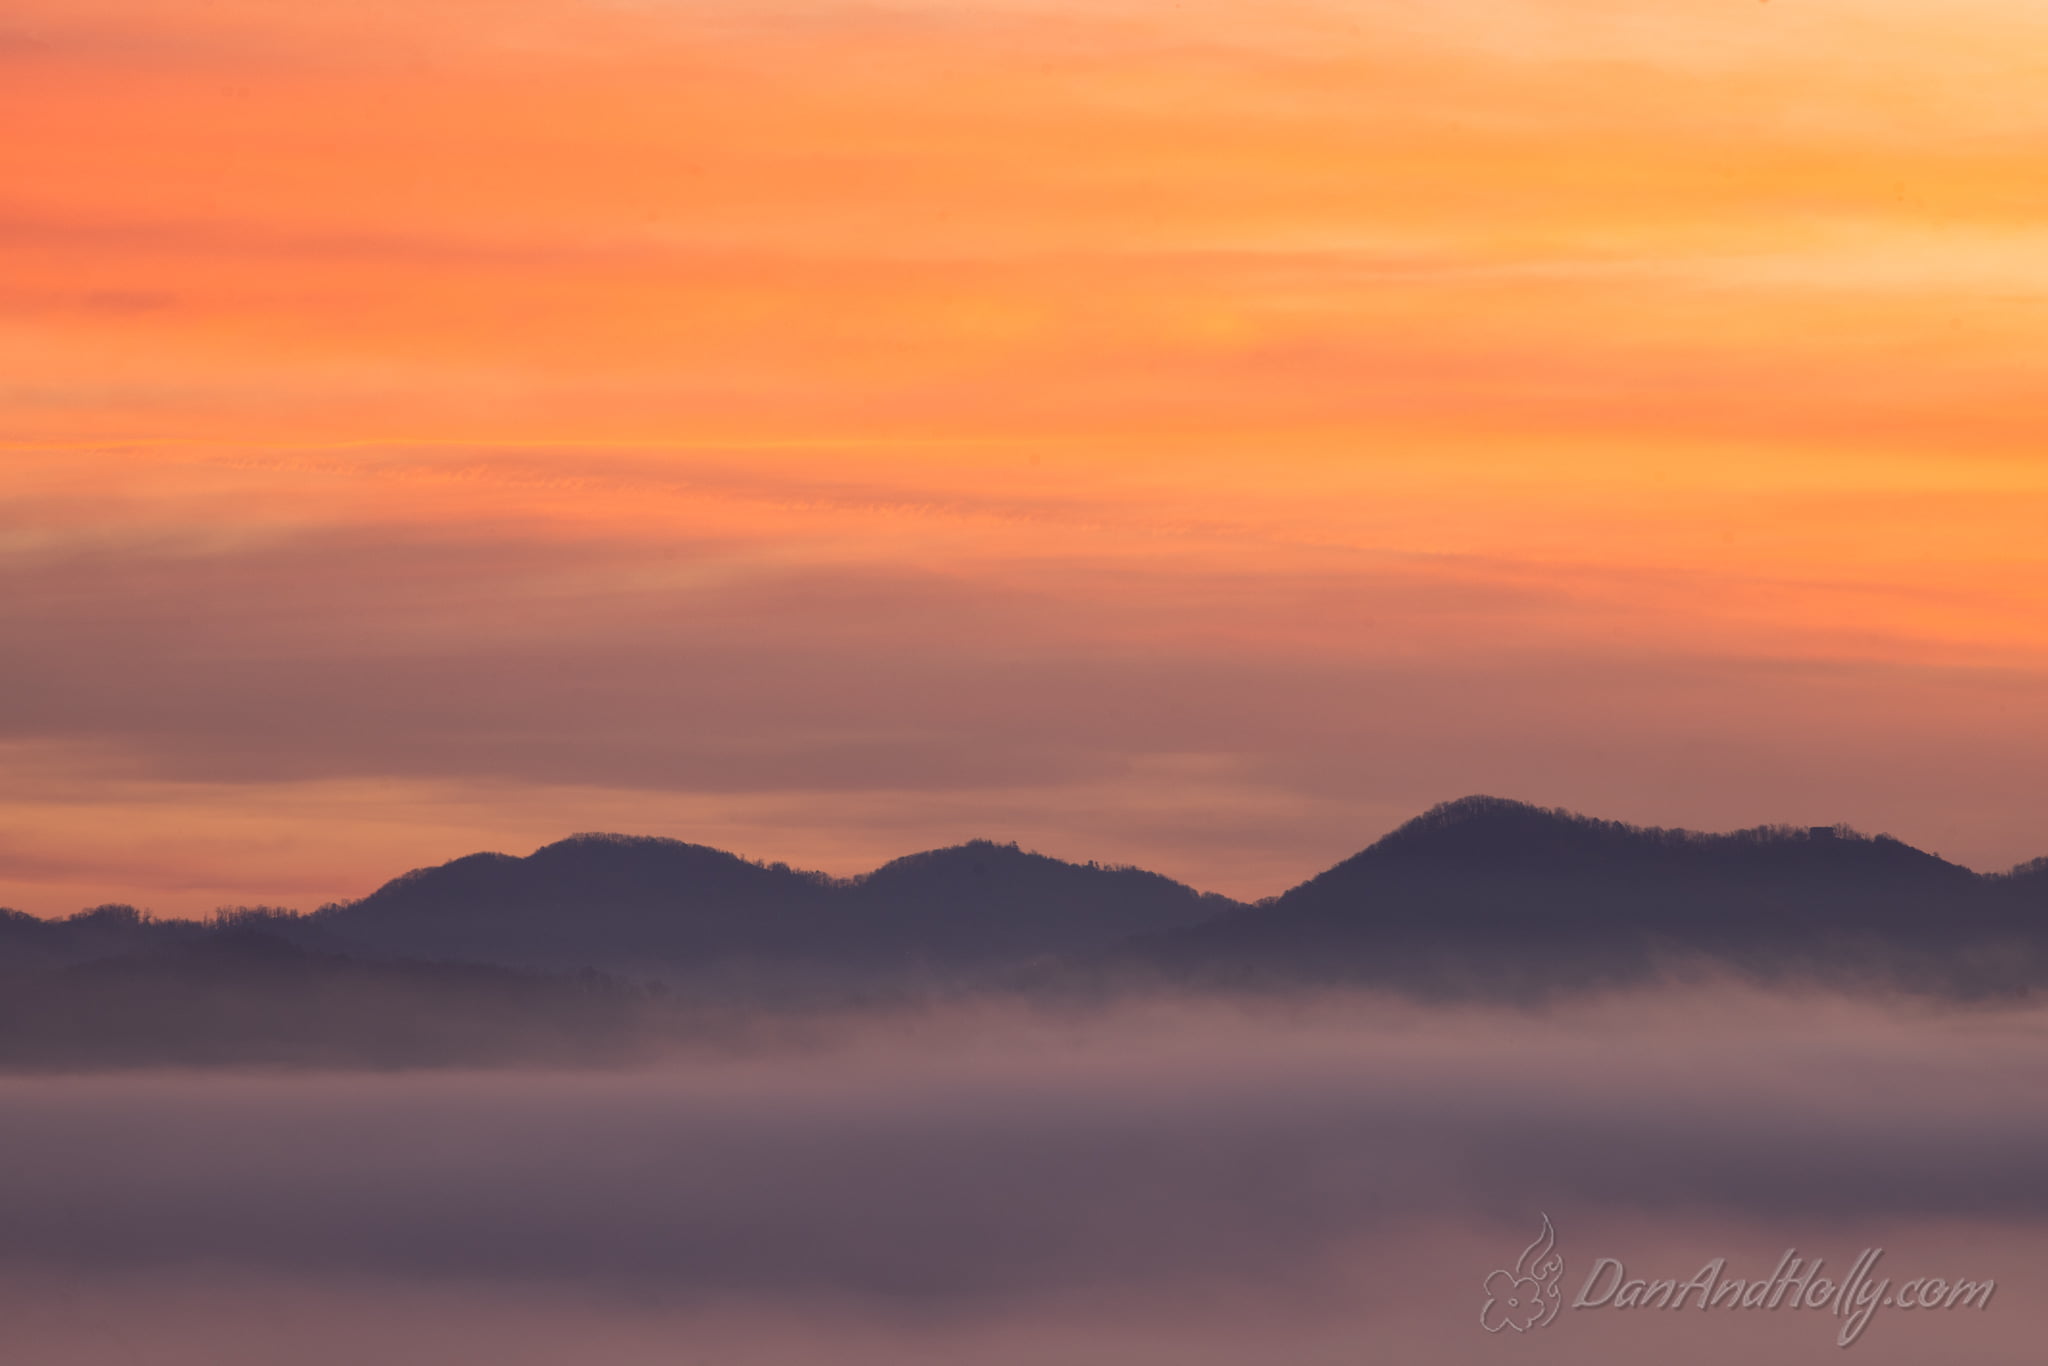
(3, 988), (2045, 1364)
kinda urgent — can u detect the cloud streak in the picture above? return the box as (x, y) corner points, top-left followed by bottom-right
(7, 0), (2048, 910)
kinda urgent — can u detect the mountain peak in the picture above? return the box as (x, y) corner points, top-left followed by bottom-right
(1339, 795), (1967, 879)
(1374, 795), (1580, 844)
(1350, 796), (1652, 873)
(856, 840), (1056, 885)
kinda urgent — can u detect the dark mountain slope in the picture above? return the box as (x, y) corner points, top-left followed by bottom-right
(1999, 857), (2048, 906)
(310, 834), (845, 974)
(1127, 797), (2048, 998)
(0, 904), (209, 979)
(846, 840), (1235, 963)
(0, 929), (647, 1068)
(307, 834), (1231, 981)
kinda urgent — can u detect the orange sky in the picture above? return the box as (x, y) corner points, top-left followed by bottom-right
(5, 0), (2047, 914)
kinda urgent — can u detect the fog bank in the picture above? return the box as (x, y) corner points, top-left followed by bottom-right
(2, 990), (2043, 1363)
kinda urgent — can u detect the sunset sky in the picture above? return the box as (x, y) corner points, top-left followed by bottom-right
(6, 0), (2047, 915)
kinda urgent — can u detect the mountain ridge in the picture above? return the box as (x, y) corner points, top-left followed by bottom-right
(295, 832), (1235, 983)
(6, 797), (2048, 1023)
(1123, 796), (2048, 998)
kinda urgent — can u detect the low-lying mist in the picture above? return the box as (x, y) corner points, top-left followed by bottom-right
(3, 988), (2045, 1364)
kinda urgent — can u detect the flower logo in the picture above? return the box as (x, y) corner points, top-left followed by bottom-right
(1481, 1213), (1563, 1334)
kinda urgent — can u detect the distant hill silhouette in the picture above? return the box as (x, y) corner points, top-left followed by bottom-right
(0, 928), (650, 1068)
(2005, 856), (2048, 904)
(1121, 796), (2048, 998)
(7, 799), (2048, 1064)
(299, 834), (1235, 987)
(0, 903), (210, 978)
